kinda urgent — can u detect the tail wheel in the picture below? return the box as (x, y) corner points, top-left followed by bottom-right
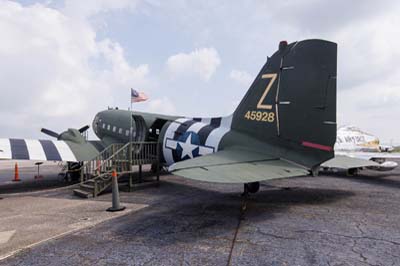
(347, 168), (359, 176)
(245, 182), (260, 194)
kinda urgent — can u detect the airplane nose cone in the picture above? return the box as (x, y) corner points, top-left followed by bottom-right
(380, 161), (398, 170)
(92, 113), (102, 137)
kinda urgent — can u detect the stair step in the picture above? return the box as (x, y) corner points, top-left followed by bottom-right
(80, 183), (94, 191)
(85, 180), (95, 185)
(73, 189), (93, 198)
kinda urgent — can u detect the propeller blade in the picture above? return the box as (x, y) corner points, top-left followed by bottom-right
(78, 125), (90, 133)
(41, 128), (60, 139)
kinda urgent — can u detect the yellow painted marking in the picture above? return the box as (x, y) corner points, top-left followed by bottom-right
(257, 73), (278, 110)
(244, 111), (275, 123)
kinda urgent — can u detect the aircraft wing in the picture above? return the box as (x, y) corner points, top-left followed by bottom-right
(169, 148), (309, 183)
(0, 138), (102, 162)
(321, 154), (380, 169)
(336, 152), (400, 161)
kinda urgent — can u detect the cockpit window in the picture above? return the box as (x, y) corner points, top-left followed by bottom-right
(93, 115), (100, 134)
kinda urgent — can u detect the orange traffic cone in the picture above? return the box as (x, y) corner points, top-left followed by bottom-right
(13, 162), (20, 182)
(107, 169), (125, 212)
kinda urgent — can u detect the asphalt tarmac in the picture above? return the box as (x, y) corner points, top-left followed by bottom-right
(0, 161), (399, 266)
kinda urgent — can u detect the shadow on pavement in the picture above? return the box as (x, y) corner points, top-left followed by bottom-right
(90, 180), (354, 247)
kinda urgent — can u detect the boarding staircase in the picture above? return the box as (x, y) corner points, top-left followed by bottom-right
(73, 141), (160, 198)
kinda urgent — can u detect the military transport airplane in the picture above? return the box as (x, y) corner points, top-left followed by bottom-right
(0, 39), (337, 194)
(322, 126), (400, 175)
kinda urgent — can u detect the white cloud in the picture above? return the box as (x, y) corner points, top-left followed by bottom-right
(63, 0), (139, 19)
(2, 0), (400, 144)
(0, 1), (148, 138)
(337, 69), (400, 142)
(333, 8), (400, 90)
(229, 70), (253, 87)
(146, 97), (177, 115)
(329, 4), (400, 142)
(154, 1), (400, 143)
(97, 39), (150, 88)
(166, 48), (221, 81)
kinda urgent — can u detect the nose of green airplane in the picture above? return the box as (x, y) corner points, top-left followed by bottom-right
(92, 112), (103, 139)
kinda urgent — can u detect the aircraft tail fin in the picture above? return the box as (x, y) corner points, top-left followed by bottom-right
(232, 39), (337, 168)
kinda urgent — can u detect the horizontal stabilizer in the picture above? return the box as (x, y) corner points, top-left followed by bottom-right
(321, 155), (379, 169)
(170, 148), (308, 183)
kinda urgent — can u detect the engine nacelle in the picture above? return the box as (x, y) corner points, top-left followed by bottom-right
(367, 161), (398, 171)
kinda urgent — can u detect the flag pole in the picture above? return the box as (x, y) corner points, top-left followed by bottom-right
(129, 89), (133, 172)
(130, 100), (133, 144)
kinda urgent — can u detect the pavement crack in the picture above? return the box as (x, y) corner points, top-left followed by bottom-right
(226, 196), (247, 266)
(355, 221), (366, 235)
(350, 239), (367, 264)
(295, 229), (400, 246)
(255, 229), (295, 240)
(180, 250), (185, 266)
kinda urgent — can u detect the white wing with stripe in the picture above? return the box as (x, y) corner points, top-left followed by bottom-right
(24, 139), (47, 160)
(52, 141), (77, 162)
(0, 139), (77, 162)
(0, 139), (12, 159)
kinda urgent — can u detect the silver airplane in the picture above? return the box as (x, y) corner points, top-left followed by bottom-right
(322, 125), (400, 175)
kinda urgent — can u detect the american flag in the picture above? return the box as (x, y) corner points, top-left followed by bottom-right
(131, 88), (148, 103)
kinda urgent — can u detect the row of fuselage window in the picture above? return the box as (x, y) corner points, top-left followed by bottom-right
(101, 123), (160, 137)
(101, 123), (133, 137)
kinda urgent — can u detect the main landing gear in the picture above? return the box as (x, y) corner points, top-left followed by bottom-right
(242, 182), (260, 196)
(347, 168), (360, 176)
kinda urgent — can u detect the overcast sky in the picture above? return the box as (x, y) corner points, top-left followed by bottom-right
(1, 0), (399, 144)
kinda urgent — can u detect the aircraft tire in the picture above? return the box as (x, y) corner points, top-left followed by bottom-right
(347, 168), (359, 176)
(246, 182), (260, 194)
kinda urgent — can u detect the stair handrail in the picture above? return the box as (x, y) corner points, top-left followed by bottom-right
(79, 141), (159, 183)
(82, 142), (134, 180)
(79, 143), (125, 182)
(87, 141), (158, 174)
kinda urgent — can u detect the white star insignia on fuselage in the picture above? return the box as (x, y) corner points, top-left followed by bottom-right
(178, 133), (199, 159)
(165, 132), (215, 160)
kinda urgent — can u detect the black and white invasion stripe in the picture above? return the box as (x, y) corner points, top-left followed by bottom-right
(162, 115), (232, 165)
(0, 139), (77, 162)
